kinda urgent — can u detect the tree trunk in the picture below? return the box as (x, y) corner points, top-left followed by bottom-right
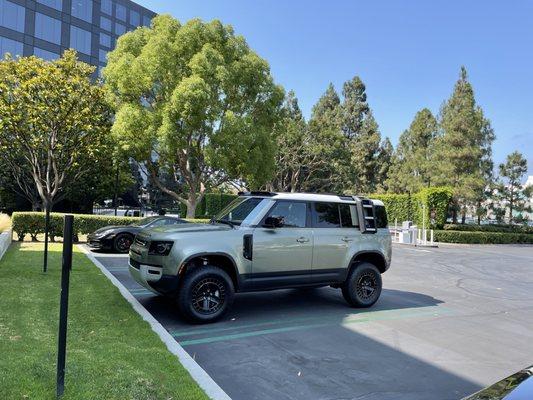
(461, 209), (466, 224)
(185, 195), (198, 219)
(452, 208), (457, 224)
(43, 202), (51, 273)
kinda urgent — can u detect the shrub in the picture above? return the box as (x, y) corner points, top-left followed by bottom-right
(11, 212), (208, 241)
(434, 230), (533, 244)
(443, 224), (533, 234)
(180, 193), (238, 218)
(372, 187), (453, 228)
(0, 214), (11, 233)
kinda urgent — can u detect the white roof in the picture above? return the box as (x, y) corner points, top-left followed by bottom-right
(250, 192), (384, 205)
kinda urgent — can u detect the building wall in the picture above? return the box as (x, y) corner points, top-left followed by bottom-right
(0, 0), (156, 73)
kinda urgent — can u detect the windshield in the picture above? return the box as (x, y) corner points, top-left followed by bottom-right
(213, 197), (266, 226)
(132, 216), (159, 226)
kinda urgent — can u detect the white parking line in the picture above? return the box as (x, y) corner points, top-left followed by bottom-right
(398, 247), (432, 253)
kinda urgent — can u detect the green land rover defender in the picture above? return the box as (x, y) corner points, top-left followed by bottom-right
(129, 192), (392, 323)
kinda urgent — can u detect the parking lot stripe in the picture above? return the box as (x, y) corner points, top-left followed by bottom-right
(177, 306), (453, 346)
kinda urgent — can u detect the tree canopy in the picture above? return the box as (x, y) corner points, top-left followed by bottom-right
(0, 50), (113, 211)
(103, 15), (284, 217)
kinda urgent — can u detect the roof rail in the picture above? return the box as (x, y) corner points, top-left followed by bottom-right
(238, 191), (276, 197)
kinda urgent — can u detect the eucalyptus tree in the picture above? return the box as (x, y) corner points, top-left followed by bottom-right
(103, 15), (284, 217)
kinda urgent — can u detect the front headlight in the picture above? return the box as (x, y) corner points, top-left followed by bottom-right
(148, 241), (174, 256)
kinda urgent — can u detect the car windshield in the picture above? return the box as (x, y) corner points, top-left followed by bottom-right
(131, 217), (159, 226)
(213, 197), (266, 226)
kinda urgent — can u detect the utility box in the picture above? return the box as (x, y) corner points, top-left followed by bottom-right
(402, 220), (413, 230)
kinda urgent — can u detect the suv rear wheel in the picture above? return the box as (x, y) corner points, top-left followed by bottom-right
(177, 265), (234, 323)
(342, 262), (382, 307)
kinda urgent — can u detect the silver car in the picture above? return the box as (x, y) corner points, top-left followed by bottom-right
(129, 192), (392, 323)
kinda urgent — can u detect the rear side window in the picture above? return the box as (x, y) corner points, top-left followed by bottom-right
(375, 205), (388, 228)
(314, 202), (340, 228)
(340, 204), (359, 228)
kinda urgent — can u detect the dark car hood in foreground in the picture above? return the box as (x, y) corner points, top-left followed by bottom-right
(463, 366), (533, 400)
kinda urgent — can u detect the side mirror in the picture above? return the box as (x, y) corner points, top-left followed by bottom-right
(264, 216), (284, 228)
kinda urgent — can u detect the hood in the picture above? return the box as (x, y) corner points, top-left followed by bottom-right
(463, 366), (533, 400)
(141, 222), (232, 236)
(93, 225), (137, 234)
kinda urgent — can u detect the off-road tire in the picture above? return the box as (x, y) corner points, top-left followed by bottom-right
(177, 265), (234, 323)
(342, 262), (382, 307)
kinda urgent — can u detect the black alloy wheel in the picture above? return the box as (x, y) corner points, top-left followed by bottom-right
(191, 277), (226, 315)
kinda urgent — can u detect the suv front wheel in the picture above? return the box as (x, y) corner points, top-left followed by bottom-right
(342, 262), (382, 307)
(176, 265), (235, 323)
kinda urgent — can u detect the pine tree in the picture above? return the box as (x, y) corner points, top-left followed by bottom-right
(375, 137), (394, 192)
(493, 151), (531, 224)
(434, 67), (494, 223)
(340, 76), (382, 193)
(306, 84), (345, 192)
(386, 108), (438, 193)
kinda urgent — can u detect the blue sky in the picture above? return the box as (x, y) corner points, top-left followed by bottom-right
(136, 0), (533, 176)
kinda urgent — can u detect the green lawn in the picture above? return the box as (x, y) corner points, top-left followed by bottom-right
(0, 242), (208, 400)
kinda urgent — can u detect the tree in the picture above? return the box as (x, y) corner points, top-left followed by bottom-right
(340, 76), (383, 194)
(0, 50), (113, 271)
(386, 108), (438, 193)
(493, 151), (531, 224)
(375, 137), (393, 193)
(305, 84), (346, 192)
(103, 16), (284, 217)
(269, 91), (308, 192)
(433, 67), (494, 223)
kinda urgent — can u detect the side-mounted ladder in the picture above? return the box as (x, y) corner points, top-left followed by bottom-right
(351, 196), (377, 234)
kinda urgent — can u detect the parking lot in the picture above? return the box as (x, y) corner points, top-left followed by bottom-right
(88, 243), (533, 400)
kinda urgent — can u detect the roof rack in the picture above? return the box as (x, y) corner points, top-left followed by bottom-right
(238, 191), (276, 197)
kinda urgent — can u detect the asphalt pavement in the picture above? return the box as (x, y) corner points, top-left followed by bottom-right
(87, 243), (533, 400)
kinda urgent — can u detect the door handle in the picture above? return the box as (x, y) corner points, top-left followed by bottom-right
(341, 237), (354, 242)
(296, 237), (310, 243)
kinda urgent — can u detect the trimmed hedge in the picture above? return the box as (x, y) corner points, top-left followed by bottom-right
(372, 187), (453, 228)
(443, 224), (533, 235)
(11, 212), (209, 241)
(434, 230), (533, 244)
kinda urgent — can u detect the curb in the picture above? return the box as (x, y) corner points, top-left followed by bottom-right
(78, 245), (231, 400)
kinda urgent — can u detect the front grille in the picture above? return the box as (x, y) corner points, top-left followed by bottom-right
(130, 258), (140, 269)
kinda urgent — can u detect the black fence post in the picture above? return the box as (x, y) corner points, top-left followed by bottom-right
(56, 214), (73, 398)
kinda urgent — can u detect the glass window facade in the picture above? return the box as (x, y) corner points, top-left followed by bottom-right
(36, 0), (62, 11)
(98, 48), (107, 63)
(71, 0), (93, 23)
(70, 25), (92, 55)
(129, 9), (140, 26)
(1, 0), (155, 72)
(115, 22), (126, 35)
(100, 16), (112, 31)
(35, 13), (62, 45)
(116, 4), (126, 21)
(99, 32), (111, 47)
(0, 36), (23, 57)
(100, 0), (112, 15)
(142, 14), (151, 26)
(34, 47), (59, 60)
(0, 0), (25, 32)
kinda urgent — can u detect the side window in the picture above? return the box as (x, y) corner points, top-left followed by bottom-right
(266, 201), (307, 228)
(375, 205), (388, 228)
(148, 218), (167, 228)
(165, 218), (178, 225)
(314, 202), (340, 228)
(340, 204), (359, 228)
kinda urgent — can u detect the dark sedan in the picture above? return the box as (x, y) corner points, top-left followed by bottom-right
(87, 216), (186, 253)
(463, 366), (533, 400)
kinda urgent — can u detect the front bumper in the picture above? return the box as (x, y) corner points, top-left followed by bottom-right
(87, 235), (114, 250)
(128, 258), (164, 293)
